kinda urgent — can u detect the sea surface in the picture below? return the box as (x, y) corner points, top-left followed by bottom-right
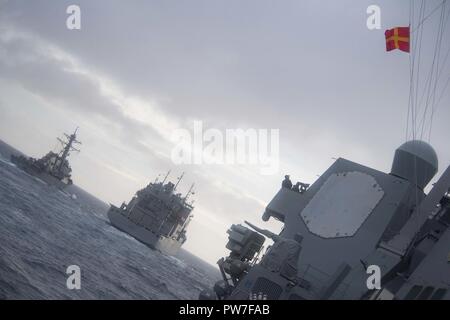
(0, 140), (219, 299)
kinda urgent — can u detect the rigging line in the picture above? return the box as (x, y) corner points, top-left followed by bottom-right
(411, 0), (418, 140)
(427, 2), (450, 129)
(433, 74), (450, 109)
(409, 0), (419, 141)
(410, 1), (421, 140)
(411, 0), (447, 33)
(428, 35), (446, 142)
(411, 1), (423, 241)
(444, 0), (450, 28)
(439, 5), (450, 71)
(434, 37), (450, 84)
(426, 1), (447, 141)
(428, 75), (450, 141)
(428, 61), (448, 142)
(406, 62), (412, 141)
(416, 1), (430, 134)
(412, 0), (426, 140)
(416, 50), (439, 133)
(418, 1), (446, 139)
(432, 4), (450, 89)
(409, 0), (418, 142)
(406, 0), (414, 141)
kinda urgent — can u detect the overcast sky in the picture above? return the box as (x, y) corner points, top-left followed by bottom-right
(0, 0), (449, 265)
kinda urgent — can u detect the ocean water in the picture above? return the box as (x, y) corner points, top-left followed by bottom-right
(0, 141), (219, 299)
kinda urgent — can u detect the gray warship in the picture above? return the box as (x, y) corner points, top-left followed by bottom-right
(10, 129), (81, 188)
(201, 140), (450, 300)
(108, 172), (194, 256)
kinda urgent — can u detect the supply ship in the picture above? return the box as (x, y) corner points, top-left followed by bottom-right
(108, 172), (195, 256)
(10, 129), (81, 189)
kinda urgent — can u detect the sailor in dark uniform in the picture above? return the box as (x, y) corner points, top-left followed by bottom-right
(282, 175), (293, 189)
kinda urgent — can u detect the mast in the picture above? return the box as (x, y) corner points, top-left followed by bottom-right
(184, 183), (195, 203)
(174, 172), (185, 190)
(56, 128), (81, 172)
(178, 215), (193, 238)
(161, 170), (171, 184)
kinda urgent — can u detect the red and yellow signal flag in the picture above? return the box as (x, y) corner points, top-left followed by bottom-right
(385, 27), (410, 53)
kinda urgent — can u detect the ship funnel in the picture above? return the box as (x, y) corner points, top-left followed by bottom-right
(390, 140), (438, 189)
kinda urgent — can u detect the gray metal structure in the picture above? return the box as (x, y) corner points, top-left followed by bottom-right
(10, 128), (81, 188)
(203, 140), (450, 300)
(108, 173), (195, 256)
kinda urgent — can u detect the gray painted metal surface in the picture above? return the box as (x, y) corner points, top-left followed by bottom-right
(202, 140), (450, 300)
(300, 171), (384, 238)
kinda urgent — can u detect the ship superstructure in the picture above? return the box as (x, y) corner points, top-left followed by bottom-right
(108, 172), (195, 256)
(11, 128), (81, 187)
(201, 140), (450, 300)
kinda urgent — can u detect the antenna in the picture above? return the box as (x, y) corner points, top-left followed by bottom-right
(55, 128), (82, 173)
(58, 128), (81, 153)
(161, 170), (171, 184)
(174, 172), (185, 190)
(184, 183), (195, 202)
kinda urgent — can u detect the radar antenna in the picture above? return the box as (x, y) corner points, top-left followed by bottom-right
(56, 127), (81, 173)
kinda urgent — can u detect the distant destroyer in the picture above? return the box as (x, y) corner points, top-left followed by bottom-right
(201, 140), (450, 300)
(108, 172), (195, 256)
(11, 128), (81, 188)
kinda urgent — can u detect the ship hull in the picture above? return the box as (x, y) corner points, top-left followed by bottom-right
(107, 205), (183, 256)
(10, 155), (69, 190)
